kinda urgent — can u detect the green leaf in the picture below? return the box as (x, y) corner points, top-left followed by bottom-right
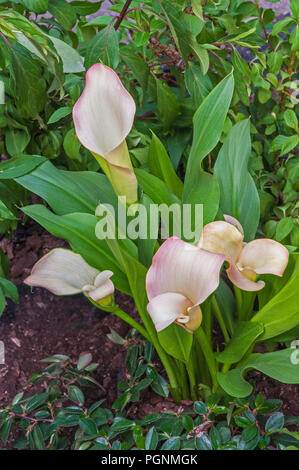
(16, 160), (117, 215)
(265, 412), (284, 434)
(70, 0), (102, 16)
(67, 386), (84, 405)
(135, 169), (180, 207)
(215, 119), (260, 241)
(276, 217), (294, 242)
(157, 80), (180, 130)
(85, 25), (119, 70)
(20, 0), (48, 13)
(185, 172), (219, 230)
(110, 417), (136, 433)
(0, 155), (45, 179)
(79, 418), (98, 435)
(145, 426), (159, 450)
(194, 401), (208, 415)
(218, 348), (299, 398)
(121, 48), (150, 93)
(183, 71), (234, 201)
(48, 0), (77, 30)
(185, 62), (213, 108)
(137, 194), (157, 268)
(161, 436), (180, 450)
(0, 278), (18, 303)
(9, 45), (47, 118)
(148, 132), (183, 198)
(47, 106), (72, 124)
(216, 321), (264, 364)
(253, 254), (299, 340)
(32, 424), (45, 450)
(158, 323), (193, 363)
(280, 135), (299, 155)
(5, 128), (30, 156)
(21, 204), (131, 294)
(25, 393), (48, 412)
(48, 35), (85, 73)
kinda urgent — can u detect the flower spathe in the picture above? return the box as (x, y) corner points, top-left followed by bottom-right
(73, 63), (138, 204)
(146, 237), (225, 332)
(198, 215), (289, 291)
(24, 248), (114, 303)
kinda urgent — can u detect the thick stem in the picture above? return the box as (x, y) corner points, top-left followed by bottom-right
(195, 327), (218, 392)
(211, 295), (230, 344)
(114, 0), (134, 30)
(112, 307), (151, 342)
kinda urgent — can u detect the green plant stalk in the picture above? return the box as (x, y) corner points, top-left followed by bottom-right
(176, 360), (190, 400)
(113, 307), (151, 342)
(234, 285), (245, 320)
(195, 327), (218, 392)
(211, 295), (230, 343)
(186, 357), (198, 401)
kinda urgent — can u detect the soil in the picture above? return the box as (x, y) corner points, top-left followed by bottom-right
(0, 218), (298, 433)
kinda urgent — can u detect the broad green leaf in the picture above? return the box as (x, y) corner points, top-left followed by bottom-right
(215, 321), (264, 364)
(214, 280), (236, 335)
(185, 62), (213, 108)
(158, 323), (193, 363)
(183, 72), (234, 201)
(71, 0), (102, 16)
(148, 132), (183, 198)
(214, 119), (260, 241)
(5, 128), (30, 156)
(20, 0), (48, 13)
(9, 45), (47, 118)
(48, 36), (85, 73)
(121, 48), (150, 93)
(218, 348), (299, 398)
(135, 169), (180, 206)
(157, 80), (180, 130)
(16, 160), (117, 215)
(137, 194), (157, 268)
(0, 155), (45, 179)
(84, 25), (120, 70)
(47, 106), (72, 124)
(21, 205), (131, 294)
(0, 278), (18, 303)
(145, 427), (158, 450)
(48, 0), (76, 30)
(253, 254), (299, 340)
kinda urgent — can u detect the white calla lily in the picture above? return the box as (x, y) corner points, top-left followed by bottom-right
(146, 237), (225, 332)
(24, 248), (114, 303)
(198, 216), (289, 291)
(73, 63), (138, 204)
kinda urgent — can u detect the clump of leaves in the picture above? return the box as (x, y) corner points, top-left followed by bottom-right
(0, 343), (298, 450)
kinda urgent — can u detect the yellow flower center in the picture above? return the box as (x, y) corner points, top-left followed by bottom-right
(241, 268), (257, 282)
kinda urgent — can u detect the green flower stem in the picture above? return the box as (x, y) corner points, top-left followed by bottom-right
(211, 295), (230, 344)
(194, 338), (211, 388)
(177, 360), (190, 400)
(202, 302), (212, 345)
(234, 285), (244, 319)
(195, 327), (218, 392)
(186, 358), (198, 401)
(112, 307), (151, 342)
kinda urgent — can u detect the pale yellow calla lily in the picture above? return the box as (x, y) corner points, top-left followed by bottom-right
(198, 215), (289, 291)
(24, 248), (114, 303)
(73, 64), (138, 204)
(146, 237), (225, 332)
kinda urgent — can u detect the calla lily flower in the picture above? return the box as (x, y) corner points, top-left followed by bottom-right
(146, 237), (225, 332)
(73, 63), (138, 204)
(24, 248), (114, 303)
(198, 216), (289, 291)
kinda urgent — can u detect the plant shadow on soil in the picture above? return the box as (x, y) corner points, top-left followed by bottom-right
(0, 219), (298, 424)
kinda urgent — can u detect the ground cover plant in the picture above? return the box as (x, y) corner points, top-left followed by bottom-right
(0, 0), (298, 451)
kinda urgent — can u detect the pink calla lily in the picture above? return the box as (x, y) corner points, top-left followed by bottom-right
(73, 64), (138, 204)
(198, 215), (289, 291)
(24, 248), (114, 303)
(146, 237), (225, 332)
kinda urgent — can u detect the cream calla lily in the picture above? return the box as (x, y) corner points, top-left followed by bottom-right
(73, 63), (138, 204)
(146, 237), (225, 332)
(24, 248), (114, 303)
(198, 216), (289, 291)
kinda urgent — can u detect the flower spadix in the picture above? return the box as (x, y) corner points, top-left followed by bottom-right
(73, 64), (138, 204)
(146, 237), (225, 332)
(24, 248), (114, 304)
(198, 216), (289, 291)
